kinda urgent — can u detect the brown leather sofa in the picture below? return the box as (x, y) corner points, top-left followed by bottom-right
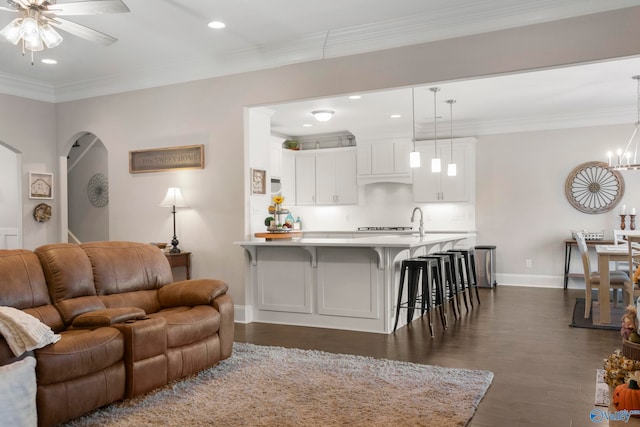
(0, 241), (234, 427)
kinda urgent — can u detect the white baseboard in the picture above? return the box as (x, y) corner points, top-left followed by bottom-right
(234, 304), (252, 323)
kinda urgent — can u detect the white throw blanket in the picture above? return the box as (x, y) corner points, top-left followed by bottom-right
(0, 306), (61, 356)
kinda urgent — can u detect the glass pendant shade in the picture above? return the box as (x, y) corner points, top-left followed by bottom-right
(0, 19), (23, 45)
(431, 157), (441, 173)
(25, 35), (44, 52)
(447, 163), (457, 176)
(21, 17), (39, 43)
(410, 151), (421, 168)
(40, 24), (62, 48)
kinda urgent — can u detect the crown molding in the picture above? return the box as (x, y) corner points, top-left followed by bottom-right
(42, 0), (640, 103)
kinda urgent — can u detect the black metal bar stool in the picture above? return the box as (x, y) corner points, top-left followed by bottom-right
(393, 258), (443, 336)
(418, 254), (456, 323)
(431, 252), (462, 318)
(446, 249), (472, 310)
(449, 248), (480, 305)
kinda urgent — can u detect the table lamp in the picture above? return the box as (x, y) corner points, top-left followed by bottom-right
(159, 187), (188, 253)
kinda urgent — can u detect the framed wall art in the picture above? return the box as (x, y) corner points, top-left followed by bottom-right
(251, 168), (266, 195)
(129, 145), (204, 174)
(29, 172), (53, 200)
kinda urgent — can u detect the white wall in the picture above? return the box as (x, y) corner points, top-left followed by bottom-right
(476, 124), (640, 287)
(0, 94), (57, 249)
(38, 6), (640, 311)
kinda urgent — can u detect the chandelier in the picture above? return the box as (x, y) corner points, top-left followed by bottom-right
(608, 75), (640, 170)
(0, 7), (63, 63)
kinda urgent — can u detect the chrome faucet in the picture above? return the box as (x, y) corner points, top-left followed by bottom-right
(411, 207), (424, 237)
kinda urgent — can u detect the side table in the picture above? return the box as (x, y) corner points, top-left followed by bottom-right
(165, 251), (191, 280)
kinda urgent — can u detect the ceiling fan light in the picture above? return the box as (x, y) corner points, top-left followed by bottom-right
(0, 18), (23, 45)
(312, 110), (334, 122)
(40, 24), (62, 48)
(25, 35), (44, 52)
(21, 16), (39, 42)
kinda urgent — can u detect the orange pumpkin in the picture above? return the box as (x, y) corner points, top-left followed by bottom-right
(613, 379), (640, 416)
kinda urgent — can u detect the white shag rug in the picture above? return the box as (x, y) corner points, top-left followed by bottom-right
(63, 342), (493, 427)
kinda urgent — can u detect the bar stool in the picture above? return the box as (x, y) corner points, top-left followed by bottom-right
(439, 251), (469, 313)
(449, 248), (480, 305)
(431, 252), (462, 318)
(419, 254), (458, 321)
(447, 249), (475, 309)
(393, 258), (444, 336)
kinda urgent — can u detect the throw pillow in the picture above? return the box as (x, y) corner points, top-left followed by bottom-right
(0, 356), (37, 427)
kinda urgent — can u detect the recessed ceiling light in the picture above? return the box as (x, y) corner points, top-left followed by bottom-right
(390, 114), (401, 119)
(41, 58), (57, 65)
(349, 95), (361, 100)
(208, 21), (226, 29)
(303, 124), (313, 127)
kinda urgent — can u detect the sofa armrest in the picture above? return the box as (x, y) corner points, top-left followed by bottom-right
(72, 307), (146, 328)
(158, 279), (229, 308)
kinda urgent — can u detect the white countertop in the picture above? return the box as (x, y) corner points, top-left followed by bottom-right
(235, 233), (474, 249)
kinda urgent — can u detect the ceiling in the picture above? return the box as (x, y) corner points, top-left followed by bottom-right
(2, 0), (640, 139)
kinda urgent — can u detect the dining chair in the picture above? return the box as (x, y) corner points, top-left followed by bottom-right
(574, 231), (628, 319)
(613, 229), (630, 271)
(624, 235), (640, 306)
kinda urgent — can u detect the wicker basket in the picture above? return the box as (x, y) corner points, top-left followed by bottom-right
(623, 339), (640, 360)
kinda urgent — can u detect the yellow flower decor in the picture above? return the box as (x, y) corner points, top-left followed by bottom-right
(604, 349), (640, 387)
(272, 195), (284, 205)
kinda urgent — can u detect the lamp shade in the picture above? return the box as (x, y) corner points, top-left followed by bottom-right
(159, 187), (188, 207)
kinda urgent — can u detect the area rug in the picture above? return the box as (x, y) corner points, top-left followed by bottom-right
(570, 298), (624, 330)
(63, 342), (493, 427)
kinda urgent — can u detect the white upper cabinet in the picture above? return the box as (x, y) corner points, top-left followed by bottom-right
(294, 151), (317, 205)
(270, 137), (284, 178)
(412, 137), (476, 202)
(357, 139), (412, 185)
(294, 147), (358, 206)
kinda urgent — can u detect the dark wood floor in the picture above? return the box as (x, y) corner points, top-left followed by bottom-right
(234, 286), (625, 427)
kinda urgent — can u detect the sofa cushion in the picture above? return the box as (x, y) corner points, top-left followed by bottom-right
(148, 305), (220, 348)
(81, 241), (173, 296)
(0, 249), (66, 333)
(35, 327), (124, 385)
(35, 244), (105, 325)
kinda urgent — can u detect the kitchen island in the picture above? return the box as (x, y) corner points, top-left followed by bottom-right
(235, 233), (475, 334)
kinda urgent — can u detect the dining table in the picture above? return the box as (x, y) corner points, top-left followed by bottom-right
(595, 244), (630, 325)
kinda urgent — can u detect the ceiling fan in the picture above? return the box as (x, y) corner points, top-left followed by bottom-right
(0, 0), (130, 64)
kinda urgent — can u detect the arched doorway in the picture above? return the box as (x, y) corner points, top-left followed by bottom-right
(66, 133), (109, 243)
(0, 141), (21, 248)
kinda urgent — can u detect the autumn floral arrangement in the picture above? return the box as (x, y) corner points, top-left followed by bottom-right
(604, 349), (640, 387)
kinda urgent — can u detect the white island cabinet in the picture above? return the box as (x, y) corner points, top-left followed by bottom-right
(235, 233), (474, 334)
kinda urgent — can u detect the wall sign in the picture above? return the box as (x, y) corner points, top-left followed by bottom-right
(129, 145), (204, 174)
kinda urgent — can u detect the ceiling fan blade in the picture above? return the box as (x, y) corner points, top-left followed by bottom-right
(49, 17), (117, 45)
(0, 0), (20, 12)
(46, 0), (129, 16)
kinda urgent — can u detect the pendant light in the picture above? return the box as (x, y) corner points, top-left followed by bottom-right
(446, 99), (457, 176)
(609, 75), (640, 170)
(409, 88), (420, 168)
(430, 87), (441, 173)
